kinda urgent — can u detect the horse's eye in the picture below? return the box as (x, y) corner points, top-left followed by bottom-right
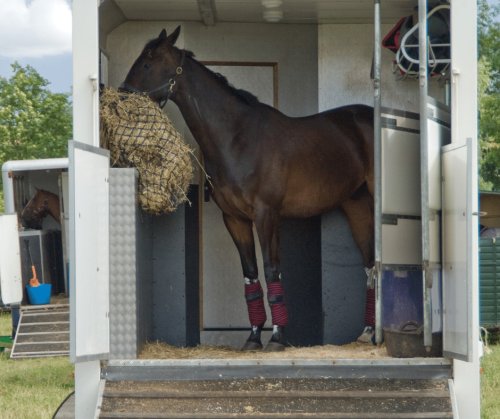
(144, 63), (151, 70)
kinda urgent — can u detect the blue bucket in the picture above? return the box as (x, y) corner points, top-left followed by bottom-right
(26, 284), (52, 305)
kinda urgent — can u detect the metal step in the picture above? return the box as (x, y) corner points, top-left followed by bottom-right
(11, 304), (70, 359)
(98, 360), (455, 418)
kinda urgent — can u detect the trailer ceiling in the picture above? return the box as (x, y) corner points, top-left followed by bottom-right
(103, 0), (418, 25)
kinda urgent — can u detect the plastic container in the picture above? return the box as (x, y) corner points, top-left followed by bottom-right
(26, 284), (52, 305)
(384, 321), (443, 358)
(0, 335), (13, 352)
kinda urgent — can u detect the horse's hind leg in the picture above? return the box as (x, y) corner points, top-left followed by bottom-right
(340, 184), (375, 268)
(341, 185), (376, 340)
(223, 214), (266, 350)
(254, 208), (288, 352)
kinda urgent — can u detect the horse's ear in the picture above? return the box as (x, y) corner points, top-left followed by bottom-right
(159, 29), (167, 40)
(167, 25), (181, 45)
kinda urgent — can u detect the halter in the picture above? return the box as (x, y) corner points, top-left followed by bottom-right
(22, 196), (49, 224)
(121, 50), (185, 109)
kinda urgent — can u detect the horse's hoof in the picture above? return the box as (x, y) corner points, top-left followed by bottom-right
(264, 340), (285, 352)
(264, 326), (286, 352)
(241, 340), (263, 351)
(242, 326), (263, 351)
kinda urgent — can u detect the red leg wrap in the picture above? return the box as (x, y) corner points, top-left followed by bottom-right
(267, 281), (288, 326)
(245, 281), (267, 326)
(364, 287), (375, 327)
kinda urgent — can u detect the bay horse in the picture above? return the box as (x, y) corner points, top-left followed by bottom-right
(122, 27), (374, 351)
(21, 189), (61, 230)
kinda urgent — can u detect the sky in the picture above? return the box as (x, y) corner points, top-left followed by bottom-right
(0, 0), (72, 93)
(0, 0), (497, 95)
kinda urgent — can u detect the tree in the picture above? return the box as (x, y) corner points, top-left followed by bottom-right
(0, 62), (72, 164)
(478, 0), (500, 190)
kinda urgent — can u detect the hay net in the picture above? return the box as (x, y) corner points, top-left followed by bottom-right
(100, 88), (193, 214)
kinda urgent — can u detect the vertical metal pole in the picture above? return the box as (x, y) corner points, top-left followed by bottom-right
(418, 0), (432, 350)
(373, 0), (383, 345)
(444, 79), (451, 106)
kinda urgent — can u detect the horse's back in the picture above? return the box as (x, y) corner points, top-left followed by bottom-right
(254, 104), (374, 217)
(319, 104), (374, 135)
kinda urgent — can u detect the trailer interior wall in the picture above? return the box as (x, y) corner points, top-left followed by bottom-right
(104, 21), (381, 348)
(102, 15), (449, 351)
(318, 24), (445, 111)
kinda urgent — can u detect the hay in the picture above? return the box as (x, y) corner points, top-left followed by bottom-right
(100, 88), (193, 214)
(139, 341), (389, 360)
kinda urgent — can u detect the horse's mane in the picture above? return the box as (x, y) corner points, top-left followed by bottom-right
(144, 38), (260, 105)
(184, 49), (260, 105)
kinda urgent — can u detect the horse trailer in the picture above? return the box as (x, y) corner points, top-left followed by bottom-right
(72, 0), (479, 417)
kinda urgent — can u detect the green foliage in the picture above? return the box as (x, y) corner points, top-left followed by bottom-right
(478, 0), (500, 93)
(0, 62), (71, 164)
(478, 0), (500, 191)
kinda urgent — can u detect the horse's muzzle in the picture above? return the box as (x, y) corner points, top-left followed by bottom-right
(118, 83), (142, 94)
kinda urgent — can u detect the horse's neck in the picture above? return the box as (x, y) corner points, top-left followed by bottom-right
(45, 194), (60, 222)
(173, 58), (250, 166)
(48, 199), (60, 221)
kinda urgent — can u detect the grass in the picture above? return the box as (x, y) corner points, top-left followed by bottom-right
(481, 340), (500, 419)
(0, 311), (74, 419)
(0, 310), (499, 417)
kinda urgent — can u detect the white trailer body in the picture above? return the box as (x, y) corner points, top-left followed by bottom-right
(71, 1), (479, 417)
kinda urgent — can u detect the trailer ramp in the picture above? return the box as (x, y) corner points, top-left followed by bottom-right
(11, 304), (69, 359)
(99, 359), (456, 418)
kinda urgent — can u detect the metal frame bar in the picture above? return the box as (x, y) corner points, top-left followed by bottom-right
(418, 0), (433, 350)
(373, 0), (383, 345)
(105, 358), (452, 382)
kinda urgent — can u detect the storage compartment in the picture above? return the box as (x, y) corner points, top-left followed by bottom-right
(19, 230), (65, 303)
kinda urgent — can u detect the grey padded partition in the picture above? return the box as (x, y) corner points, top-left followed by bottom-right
(151, 211), (186, 345)
(150, 186), (199, 347)
(322, 209), (366, 344)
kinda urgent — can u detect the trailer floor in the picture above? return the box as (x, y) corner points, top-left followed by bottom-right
(139, 341), (389, 360)
(100, 359), (454, 418)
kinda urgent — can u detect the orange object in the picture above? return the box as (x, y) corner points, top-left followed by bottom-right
(29, 265), (40, 287)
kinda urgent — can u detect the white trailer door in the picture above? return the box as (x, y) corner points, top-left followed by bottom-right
(0, 215), (23, 305)
(69, 141), (110, 361)
(442, 140), (474, 361)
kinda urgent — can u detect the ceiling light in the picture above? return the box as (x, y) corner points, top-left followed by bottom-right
(261, 0), (283, 8)
(263, 9), (283, 22)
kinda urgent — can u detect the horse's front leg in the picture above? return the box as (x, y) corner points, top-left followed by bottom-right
(223, 213), (266, 350)
(255, 208), (288, 351)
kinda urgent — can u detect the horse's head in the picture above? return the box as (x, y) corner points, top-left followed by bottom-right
(21, 189), (47, 229)
(121, 26), (184, 105)
(20, 189), (60, 229)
